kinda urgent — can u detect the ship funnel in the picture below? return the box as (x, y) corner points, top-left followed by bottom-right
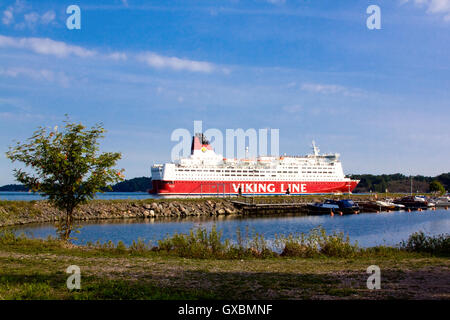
(191, 133), (212, 155)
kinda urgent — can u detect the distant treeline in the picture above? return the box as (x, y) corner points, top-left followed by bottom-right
(0, 184), (29, 192)
(0, 177), (153, 193)
(350, 173), (450, 193)
(108, 177), (152, 192)
(1, 174), (449, 193)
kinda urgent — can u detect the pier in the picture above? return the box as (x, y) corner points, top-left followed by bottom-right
(231, 198), (308, 214)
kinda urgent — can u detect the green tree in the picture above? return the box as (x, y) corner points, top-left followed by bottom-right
(429, 180), (445, 195)
(6, 119), (124, 241)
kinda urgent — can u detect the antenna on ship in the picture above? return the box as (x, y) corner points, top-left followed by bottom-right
(312, 140), (320, 157)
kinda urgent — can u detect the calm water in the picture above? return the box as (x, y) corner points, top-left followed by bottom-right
(0, 191), (158, 201)
(10, 209), (450, 248)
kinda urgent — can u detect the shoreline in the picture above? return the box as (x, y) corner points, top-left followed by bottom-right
(0, 194), (441, 228)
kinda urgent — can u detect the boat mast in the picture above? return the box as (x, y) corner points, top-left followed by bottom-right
(410, 176), (413, 196)
(312, 140), (320, 157)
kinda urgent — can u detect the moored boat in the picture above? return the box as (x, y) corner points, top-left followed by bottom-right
(307, 199), (360, 215)
(393, 196), (430, 209)
(430, 196), (450, 208)
(375, 200), (405, 210)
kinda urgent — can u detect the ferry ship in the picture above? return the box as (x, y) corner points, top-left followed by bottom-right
(149, 133), (359, 196)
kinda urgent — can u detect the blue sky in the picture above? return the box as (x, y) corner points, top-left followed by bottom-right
(0, 0), (449, 185)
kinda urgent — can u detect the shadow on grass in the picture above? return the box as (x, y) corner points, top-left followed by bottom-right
(0, 272), (217, 300)
(0, 270), (343, 300)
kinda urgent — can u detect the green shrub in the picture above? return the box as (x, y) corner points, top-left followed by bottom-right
(280, 242), (316, 257)
(157, 225), (232, 259)
(129, 238), (150, 253)
(319, 231), (358, 258)
(401, 232), (450, 256)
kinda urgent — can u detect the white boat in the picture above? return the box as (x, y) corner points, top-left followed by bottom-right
(376, 200), (405, 209)
(431, 196), (450, 207)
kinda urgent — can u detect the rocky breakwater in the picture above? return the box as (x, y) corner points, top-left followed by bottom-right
(0, 199), (241, 227)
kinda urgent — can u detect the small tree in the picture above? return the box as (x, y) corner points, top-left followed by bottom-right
(429, 181), (445, 195)
(6, 119), (124, 241)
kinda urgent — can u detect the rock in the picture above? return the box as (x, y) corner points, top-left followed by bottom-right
(217, 209), (226, 214)
(225, 208), (234, 214)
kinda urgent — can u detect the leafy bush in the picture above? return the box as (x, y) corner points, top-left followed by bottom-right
(318, 231), (358, 258)
(157, 225), (232, 259)
(276, 227), (358, 258)
(401, 232), (450, 256)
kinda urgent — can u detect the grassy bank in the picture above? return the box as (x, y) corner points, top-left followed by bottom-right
(0, 228), (449, 300)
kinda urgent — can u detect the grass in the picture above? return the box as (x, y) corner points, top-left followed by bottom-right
(0, 227), (449, 300)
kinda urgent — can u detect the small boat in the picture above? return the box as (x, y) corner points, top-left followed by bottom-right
(376, 200), (405, 210)
(393, 196), (429, 209)
(358, 201), (382, 212)
(357, 200), (404, 212)
(307, 199), (360, 215)
(430, 196), (450, 208)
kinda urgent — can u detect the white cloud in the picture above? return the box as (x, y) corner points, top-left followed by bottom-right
(266, 0), (286, 4)
(300, 82), (364, 97)
(108, 52), (127, 61)
(137, 52), (216, 73)
(40, 10), (55, 24)
(0, 66), (70, 87)
(301, 83), (344, 94)
(402, 0), (450, 21)
(15, 10), (56, 29)
(23, 11), (38, 23)
(2, 7), (14, 25)
(1, 0), (55, 28)
(283, 104), (303, 113)
(0, 35), (222, 74)
(0, 35), (96, 58)
(1, 0), (26, 26)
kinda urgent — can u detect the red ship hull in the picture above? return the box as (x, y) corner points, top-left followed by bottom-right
(149, 180), (359, 195)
